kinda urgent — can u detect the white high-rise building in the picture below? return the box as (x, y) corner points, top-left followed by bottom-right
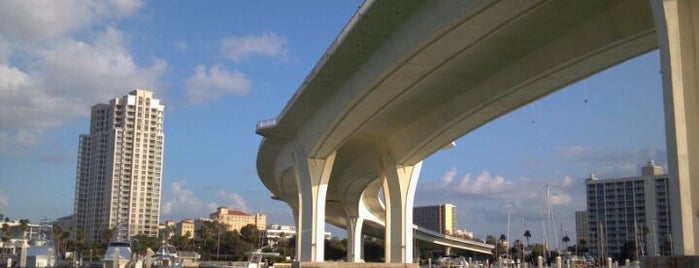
(74, 89), (165, 242)
(585, 160), (671, 260)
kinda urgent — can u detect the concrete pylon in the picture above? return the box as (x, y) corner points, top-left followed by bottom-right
(346, 216), (364, 262)
(293, 150), (337, 262)
(378, 152), (422, 263)
(652, 0), (699, 255)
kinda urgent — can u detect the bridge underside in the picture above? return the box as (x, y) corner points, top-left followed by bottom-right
(257, 0), (699, 263)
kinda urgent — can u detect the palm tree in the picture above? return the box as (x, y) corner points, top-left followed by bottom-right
(19, 219), (30, 239)
(1, 223), (10, 245)
(562, 235), (571, 252)
(524, 230), (532, 247)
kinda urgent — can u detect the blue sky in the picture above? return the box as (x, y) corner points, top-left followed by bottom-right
(0, 1), (666, 246)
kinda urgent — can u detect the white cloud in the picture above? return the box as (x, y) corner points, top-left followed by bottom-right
(35, 27), (166, 99)
(0, 27), (166, 153)
(556, 146), (666, 177)
(548, 190), (572, 206)
(561, 176), (574, 187)
(454, 170), (516, 195)
(161, 181), (253, 220)
(436, 167), (457, 188)
(161, 181), (205, 217)
(185, 64), (251, 104)
(219, 32), (289, 63)
(175, 41), (189, 52)
(0, 191), (8, 212)
(556, 146), (588, 158)
(0, 1), (161, 154)
(215, 190), (248, 212)
(422, 169), (576, 208)
(0, 0), (143, 44)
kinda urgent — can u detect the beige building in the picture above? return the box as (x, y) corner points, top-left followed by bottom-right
(413, 203), (456, 235)
(74, 89), (165, 242)
(209, 207), (266, 232)
(177, 219), (195, 237)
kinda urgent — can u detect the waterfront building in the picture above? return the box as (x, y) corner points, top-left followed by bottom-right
(209, 207), (266, 232)
(413, 203), (456, 235)
(73, 89), (165, 242)
(262, 224), (330, 246)
(263, 224), (296, 246)
(176, 219), (195, 238)
(585, 160), (672, 260)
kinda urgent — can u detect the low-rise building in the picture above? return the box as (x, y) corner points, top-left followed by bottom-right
(209, 207), (266, 232)
(176, 219), (195, 238)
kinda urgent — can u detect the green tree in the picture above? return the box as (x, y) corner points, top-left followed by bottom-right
(170, 233), (191, 250)
(75, 229), (88, 255)
(132, 234), (159, 255)
(1, 223), (10, 245)
(523, 230), (532, 247)
(101, 227), (115, 244)
(19, 219), (30, 239)
(577, 239), (588, 254)
(52, 225), (65, 257)
(562, 235), (571, 252)
(363, 237), (383, 262)
(531, 244), (546, 260)
(240, 224), (260, 247)
(485, 235), (497, 245)
(324, 238), (346, 261)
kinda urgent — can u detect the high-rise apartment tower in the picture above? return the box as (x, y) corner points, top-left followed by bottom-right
(585, 160), (671, 260)
(74, 89), (164, 242)
(413, 203), (456, 235)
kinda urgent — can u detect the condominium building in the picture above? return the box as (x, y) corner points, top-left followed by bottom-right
(585, 160), (672, 260)
(74, 89), (164, 242)
(209, 207), (266, 232)
(413, 203), (456, 235)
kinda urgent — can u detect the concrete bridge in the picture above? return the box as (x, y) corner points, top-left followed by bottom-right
(256, 0), (699, 264)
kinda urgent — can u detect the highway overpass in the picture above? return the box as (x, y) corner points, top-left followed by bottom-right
(256, 0), (699, 264)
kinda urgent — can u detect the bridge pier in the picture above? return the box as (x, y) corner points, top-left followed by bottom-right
(378, 152), (422, 263)
(346, 216), (364, 262)
(653, 0), (699, 255)
(293, 151), (337, 262)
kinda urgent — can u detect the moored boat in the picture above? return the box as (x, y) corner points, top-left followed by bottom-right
(102, 241), (132, 268)
(152, 240), (183, 268)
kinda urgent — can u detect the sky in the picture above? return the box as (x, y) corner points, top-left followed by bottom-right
(0, 1), (667, 248)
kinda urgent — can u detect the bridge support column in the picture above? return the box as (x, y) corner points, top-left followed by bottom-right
(378, 152), (422, 263)
(294, 151), (337, 262)
(653, 0), (699, 255)
(346, 216), (364, 262)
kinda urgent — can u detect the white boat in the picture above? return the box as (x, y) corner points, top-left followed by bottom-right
(152, 240), (183, 268)
(102, 241), (132, 268)
(201, 249), (279, 268)
(436, 255), (468, 268)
